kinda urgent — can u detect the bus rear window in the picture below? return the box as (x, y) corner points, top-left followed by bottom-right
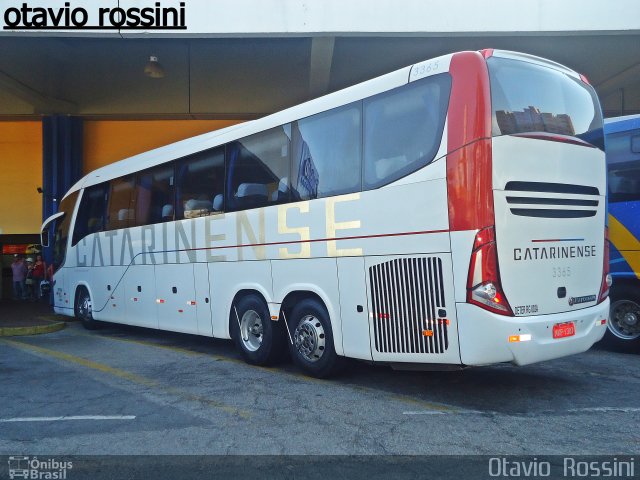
(487, 57), (603, 149)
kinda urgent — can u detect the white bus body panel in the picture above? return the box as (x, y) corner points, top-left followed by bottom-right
(492, 136), (606, 316)
(70, 265), (122, 321)
(124, 264), (157, 329)
(458, 300), (608, 366)
(92, 266), (127, 323)
(194, 263), (213, 336)
(53, 267), (73, 315)
(156, 263), (198, 334)
(337, 256), (372, 361)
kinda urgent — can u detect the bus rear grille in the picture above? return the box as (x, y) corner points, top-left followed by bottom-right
(369, 257), (448, 354)
(505, 181), (599, 218)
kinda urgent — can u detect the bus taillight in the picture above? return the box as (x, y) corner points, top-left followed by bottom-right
(598, 227), (612, 303)
(467, 226), (513, 316)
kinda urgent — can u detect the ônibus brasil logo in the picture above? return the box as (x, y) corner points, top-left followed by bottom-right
(8, 456), (73, 479)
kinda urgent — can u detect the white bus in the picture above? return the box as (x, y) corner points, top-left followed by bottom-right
(41, 49), (610, 377)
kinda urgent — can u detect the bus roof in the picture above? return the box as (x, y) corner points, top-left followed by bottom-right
(64, 58), (425, 198)
(604, 114), (640, 134)
(63, 48), (584, 200)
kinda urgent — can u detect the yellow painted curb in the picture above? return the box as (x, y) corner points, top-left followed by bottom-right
(0, 320), (66, 337)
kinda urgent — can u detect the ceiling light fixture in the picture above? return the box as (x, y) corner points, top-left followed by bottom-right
(144, 55), (165, 79)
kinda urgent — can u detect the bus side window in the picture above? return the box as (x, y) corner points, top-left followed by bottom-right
(106, 176), (136, 231)
(226, 125), (291, 212)
(363, 74), (451, 190)
(135, 163), (175, 225)
(176, 147), (225, 220)
(291, 104), (361, 200)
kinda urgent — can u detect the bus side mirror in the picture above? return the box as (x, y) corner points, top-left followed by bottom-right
(41, 228), (49, 247)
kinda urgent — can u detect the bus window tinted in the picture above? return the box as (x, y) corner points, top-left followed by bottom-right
(136, 164), (175, 225)
(607, 129), (640, 203)
(363, 74), (451, 189)
(176, 148), (225, 219)
(488, 57), (604, 149)
(226, 126), (291, 211)
(53, 191), (79, 269)
(72, 183), (108, 245)
(106, 176), (136, 230)
(292, 104), (361, 200)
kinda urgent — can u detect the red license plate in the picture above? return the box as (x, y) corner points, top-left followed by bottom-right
(553, 321), (575, 339)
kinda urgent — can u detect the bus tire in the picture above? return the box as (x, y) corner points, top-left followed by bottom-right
(604, 285), (640, 352)
(231, 294), (287, 366)
(288, 299), (344, 378)
(75, 286), (100, 330)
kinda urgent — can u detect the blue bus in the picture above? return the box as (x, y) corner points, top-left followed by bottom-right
(605, 114), (640, 350)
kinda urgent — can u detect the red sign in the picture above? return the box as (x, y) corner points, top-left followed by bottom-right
(2, 244), (30, 255)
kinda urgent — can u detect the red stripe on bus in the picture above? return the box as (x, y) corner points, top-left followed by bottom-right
(446, 51), (495, 232)
(172, 228), (450, 254)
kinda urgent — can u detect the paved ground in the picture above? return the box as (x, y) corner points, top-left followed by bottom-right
(1, 318), (638, 457)
(0, 300), (58, 328)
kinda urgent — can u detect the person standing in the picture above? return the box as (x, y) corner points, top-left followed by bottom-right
(32, 254), (47, 299)
(24, 257), (35, 301)
(10, 254), (27, 301)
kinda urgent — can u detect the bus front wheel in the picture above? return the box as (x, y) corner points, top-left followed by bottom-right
(75, 286), (100, 330)
(288, 299), (344, 378)
(231, 294), (287, 366)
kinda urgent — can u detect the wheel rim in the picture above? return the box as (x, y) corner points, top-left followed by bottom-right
(240, 309), (263, 351)
(78, 292), (93, 322)
(294, 315), (325, 362)
(609, 299), (640, 340)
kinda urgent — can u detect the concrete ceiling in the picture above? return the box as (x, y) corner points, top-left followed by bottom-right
(0, 34), (638, 120)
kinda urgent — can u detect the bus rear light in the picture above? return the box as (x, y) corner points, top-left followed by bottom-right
(579, 73), (590, 84)
(470, 282), (510, 313)
(467, 226), (513, 316)
(598, 227), (611, 304)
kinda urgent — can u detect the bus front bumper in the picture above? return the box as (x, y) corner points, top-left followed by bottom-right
(456, 299), (609, 366)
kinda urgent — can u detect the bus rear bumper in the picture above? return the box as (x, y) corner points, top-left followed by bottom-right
(456, 300), (609, 366)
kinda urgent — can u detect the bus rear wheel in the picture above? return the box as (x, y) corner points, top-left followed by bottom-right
(231, 294), (287, 366)
(75, 286), (100, 330)
(288, 299), (344, 378)
(605, 285), (640, 352)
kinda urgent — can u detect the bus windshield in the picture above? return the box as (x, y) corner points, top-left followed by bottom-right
(53, 191), (78, 270)
(487, 56), (604, 149)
